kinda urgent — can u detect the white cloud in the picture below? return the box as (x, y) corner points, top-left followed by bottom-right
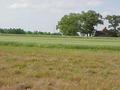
(102, 10), (120, 16)
(85, 0), (103, 6)
(10, 3), (29, 9)
(9, 0), (104, 10)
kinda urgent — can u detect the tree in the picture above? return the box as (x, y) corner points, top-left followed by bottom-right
(106, 15), (120, 37)
(106, 15), (120, 31)
(57, 10), (103, 36)
(80, 10), (103, 36)
(0, 28), (26, 34)
(56, 13), (82, 36)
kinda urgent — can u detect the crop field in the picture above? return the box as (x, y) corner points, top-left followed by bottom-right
(0, 35), (120, 90)
(0, 35), (120, 50)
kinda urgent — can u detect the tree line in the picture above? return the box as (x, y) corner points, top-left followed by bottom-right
(56, 10), (120, 37)
(0, 28), (61, 35)
(0, 28), (26, 34)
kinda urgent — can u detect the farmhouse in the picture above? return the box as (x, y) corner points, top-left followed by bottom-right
(77, 27), (109, 37)
(78, 27), (120, 37)
(94, 27), (109, 37)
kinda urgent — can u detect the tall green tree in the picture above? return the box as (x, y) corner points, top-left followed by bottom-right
(80, 10), (103, 36)
(56, 13), (82, 36)
(106, 15), (120, 31)
(57, 10), (103, 36)
(105, 15), (120, 37)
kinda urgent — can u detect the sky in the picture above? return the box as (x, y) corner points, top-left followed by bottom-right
(0, 0), (119, 32)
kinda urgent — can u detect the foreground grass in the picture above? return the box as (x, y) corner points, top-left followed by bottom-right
(0, 46), (120, 90)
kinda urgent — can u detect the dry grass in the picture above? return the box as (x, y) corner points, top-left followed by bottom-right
(0, 46), (120, 90)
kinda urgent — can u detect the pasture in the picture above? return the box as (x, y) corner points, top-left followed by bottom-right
(0, 35), (120, 90)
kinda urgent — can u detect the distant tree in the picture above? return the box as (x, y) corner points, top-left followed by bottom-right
(106, 15), (120, 31)
(27, 31), (33, 34)
(0, 28), (4, 33)
(80, 10), (103, 36)
(15, 28), (26, 34)
(106, 15), (120, 37)
(0, 28), (25, 34)
(33, 31), (39, 34)
(56, 13), (82, 36)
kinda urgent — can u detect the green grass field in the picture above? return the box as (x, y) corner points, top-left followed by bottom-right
(0, 35), (120, 90)
(0, 35), (120, 50)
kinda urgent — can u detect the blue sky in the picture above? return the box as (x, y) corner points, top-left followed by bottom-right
(0, 0), (119, 32)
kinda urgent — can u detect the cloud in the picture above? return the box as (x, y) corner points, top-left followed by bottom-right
(10, 3), (29, 8)
(102, 10), (120, 16)
(86, 0), (103, 6)
(9, 0), (104, 10)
